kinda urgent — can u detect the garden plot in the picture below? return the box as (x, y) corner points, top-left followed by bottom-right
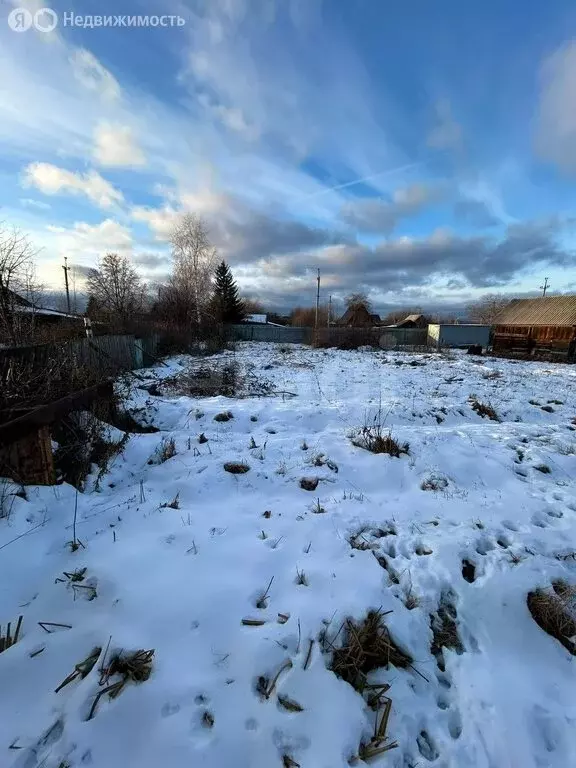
(1, 343), (576, 768)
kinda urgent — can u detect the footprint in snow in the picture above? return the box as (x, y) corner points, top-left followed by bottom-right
(475, 538), (495, 556)
(447, 709), (463, 740)
(462, 559), (476, 583)
(417, 730), (440, 761)
(546, 507), (563, 519)
(161, 702), (181, 718)
(11, 718), (65, 768)
(530, 705), (563, 754)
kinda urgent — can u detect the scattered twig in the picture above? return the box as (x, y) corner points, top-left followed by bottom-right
(38, 621), (72, 633)
(296, 618), (301, 654)
(265, 659), (292, 699)
(256, 576), (275, 609)
(303, 639), (314, 670)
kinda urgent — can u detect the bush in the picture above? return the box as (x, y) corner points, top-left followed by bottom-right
(469, 396), (500, 422)
(352, 426), (409, 457)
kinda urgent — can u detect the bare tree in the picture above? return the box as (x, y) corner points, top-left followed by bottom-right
(86, 252), (145, 323)
(0, 224), (41, 344)
(466, 293), (511, 324)
(345, 292), (372, 311)
(169, 214), (217, 328)
(243, 297), (266, 315)
(290, 305), (328, 327)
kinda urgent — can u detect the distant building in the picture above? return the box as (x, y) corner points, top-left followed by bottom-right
(337, 304), (379, 328)
(395, 313), (427, 329)
(492, 296), (576, 361)
(243, 313), (268, 324)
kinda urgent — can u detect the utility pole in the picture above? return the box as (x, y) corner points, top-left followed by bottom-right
(328, 295), (332, 328)
(315, 268), (320, 329)
(540, 277), (550, 298)
(62, 256), (71, 313)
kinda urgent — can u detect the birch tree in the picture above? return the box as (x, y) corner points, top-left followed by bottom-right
(169, 214), (217, 328)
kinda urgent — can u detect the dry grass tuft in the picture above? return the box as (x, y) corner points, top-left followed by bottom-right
(150, 436), (177, 464)
(88, 648), (154, 720)
(224, 461), (250, 474)
(0, 615), (23, 654)
(326, 610), (407, 762)
(527, 584), (576, 655)
(160, 493), (180, 510)
(469, 396), (500, 422)
(421, 474), (449, 492)
(328, 609), (412, 694)
(352, 426), (409, 457)
(295, 568), (309, 586)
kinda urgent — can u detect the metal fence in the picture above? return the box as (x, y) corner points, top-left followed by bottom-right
(0, 334), (162, 415)
(315, 327), (428, 349)
(226, 324), (313, 344)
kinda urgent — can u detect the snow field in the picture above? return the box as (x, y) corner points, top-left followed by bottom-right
(1, 343), (576, 768)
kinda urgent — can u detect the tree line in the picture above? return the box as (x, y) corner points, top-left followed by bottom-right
(1, 213), (516, 345)
(86, 215), (246, 329)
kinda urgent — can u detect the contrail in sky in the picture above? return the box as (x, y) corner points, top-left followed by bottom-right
(299, 162), (423, 200)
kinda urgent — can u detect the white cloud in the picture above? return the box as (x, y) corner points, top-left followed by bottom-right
(427, 99), (462, 152)
(23, 162), (124, 209)
(132, 205), (178, 240)
(536, 40), (576, 173)
(46, 218), (133, 259)
(94, 122), (146, 167)
(69, 48), (121, 102)
(342, 183), (445, 233)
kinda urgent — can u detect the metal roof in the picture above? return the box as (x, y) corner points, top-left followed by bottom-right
(494, 296), (576, 326)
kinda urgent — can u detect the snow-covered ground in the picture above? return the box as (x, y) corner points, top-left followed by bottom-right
(1, 343), (576, 768)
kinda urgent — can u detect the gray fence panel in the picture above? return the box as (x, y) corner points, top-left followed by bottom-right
(378, 328), (428, 347)
(226, 324), (312, 344)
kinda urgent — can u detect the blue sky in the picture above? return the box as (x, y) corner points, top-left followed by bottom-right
(1, 0), (575, 312)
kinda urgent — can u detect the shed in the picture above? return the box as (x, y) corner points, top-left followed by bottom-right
(428, 324), (491, 349)
(492, 296), (576, 361)
(396, 313), (427, 329)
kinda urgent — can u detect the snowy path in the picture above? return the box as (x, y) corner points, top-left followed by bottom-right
(1, 343), (576, 768)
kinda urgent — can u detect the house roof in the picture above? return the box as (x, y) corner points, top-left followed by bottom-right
(15, 305), (81, 319)
(338, 305), (374, 325)
(1, 287), (33, 308)
(494, 296), (576, 326)
(402, 314), (423, 323)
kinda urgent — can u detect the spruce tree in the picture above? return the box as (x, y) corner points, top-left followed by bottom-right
(212, 261), (246, 323)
